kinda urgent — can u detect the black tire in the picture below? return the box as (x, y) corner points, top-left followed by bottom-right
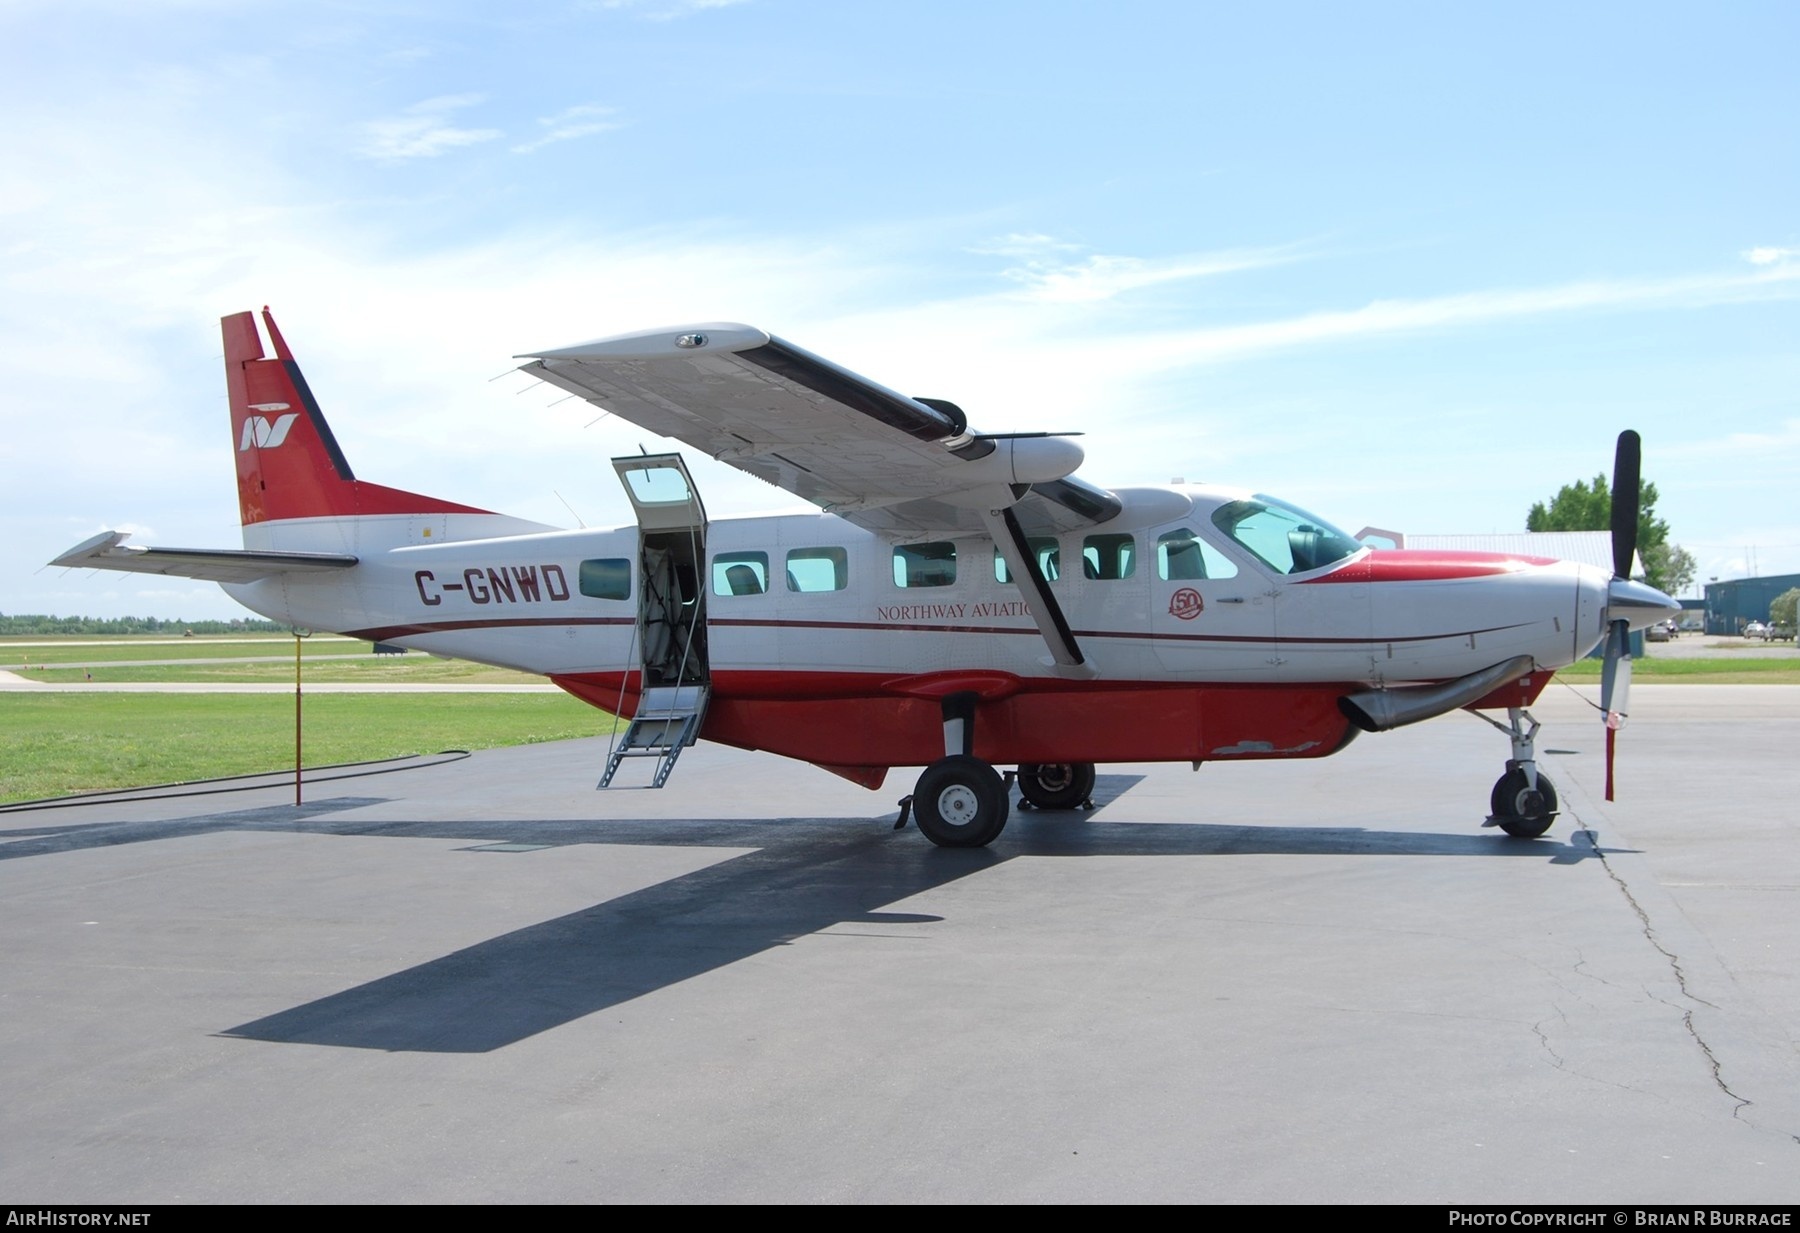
(913, 756), (1010, 848)
(1490, 768), (1558, 839)
(1016, 761), (1097, 810)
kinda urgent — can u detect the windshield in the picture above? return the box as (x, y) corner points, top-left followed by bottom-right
(1210, 495), (1365, 575)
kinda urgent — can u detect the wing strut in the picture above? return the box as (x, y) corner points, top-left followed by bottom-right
(982, 507), (1097, 680)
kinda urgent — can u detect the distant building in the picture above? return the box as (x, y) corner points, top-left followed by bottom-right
(1703, 573), (1800, 635)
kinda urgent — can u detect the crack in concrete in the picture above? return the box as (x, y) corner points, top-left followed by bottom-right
(1577, 827), (1754, 1121)
(1532, 1002), (1659, 1098)
(1531, 1015), (1568, 1071)
(1569, 947), (1611, 993)
(1642, 987), (1754, 1119)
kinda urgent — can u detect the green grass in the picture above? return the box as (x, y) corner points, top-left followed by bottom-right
(3, 633), (543, 684)
(0, 693), (621, 803)
(22, 658), (544, 684)
(1556, 657), (1800, 684)
(2, 633), (359, 664)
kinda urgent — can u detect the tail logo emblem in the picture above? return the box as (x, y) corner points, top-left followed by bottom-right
(239, 413), (299, 452)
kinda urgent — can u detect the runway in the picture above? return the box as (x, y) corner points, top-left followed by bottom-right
(3, 685), (1796, 1203)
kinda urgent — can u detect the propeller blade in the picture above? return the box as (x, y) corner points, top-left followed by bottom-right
(1611, 429), (1641, 579)
(1601, 626), (1633, 720)
(1599, 618), (1632, 801)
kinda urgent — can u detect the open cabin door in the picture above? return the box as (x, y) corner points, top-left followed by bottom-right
(600, 453), (710, 788)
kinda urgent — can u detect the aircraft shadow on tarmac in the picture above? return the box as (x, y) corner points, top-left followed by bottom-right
(2, 779), (1624, 1054)
(225, 778), (1619, 1054)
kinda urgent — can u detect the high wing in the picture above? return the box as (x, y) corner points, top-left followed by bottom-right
(50, 531), (358, 584)
(516, 324), (1120, 540)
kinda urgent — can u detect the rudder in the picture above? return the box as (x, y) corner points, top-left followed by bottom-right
(225, 308), (489, 525)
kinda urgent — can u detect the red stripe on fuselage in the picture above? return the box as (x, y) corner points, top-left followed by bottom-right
(1305, 550), (1558, 583)
(344, 616), (635, 640)
(351, 613), (1528, 647)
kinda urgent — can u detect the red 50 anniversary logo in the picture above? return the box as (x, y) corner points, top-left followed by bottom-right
(1169, 587), (1204, 620)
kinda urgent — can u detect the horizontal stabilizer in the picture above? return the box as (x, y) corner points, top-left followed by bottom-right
(50, 531), (358, 584)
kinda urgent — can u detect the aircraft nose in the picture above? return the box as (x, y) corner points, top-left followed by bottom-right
(1606, 577), (1681, 631)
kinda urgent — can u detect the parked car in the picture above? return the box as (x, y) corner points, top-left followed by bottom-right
(1743, 621), (1770, 640)
(1645, 621), (1671, 642)
(1769, 622), (1795, 641)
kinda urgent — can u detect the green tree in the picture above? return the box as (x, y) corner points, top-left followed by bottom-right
(1526, 475), (1617, 535)
(1771, 588), (1800, 630)
(0, 613), (283, 635)
(1525, 474), (1690, 592)
(1643, 542), (1696, 597)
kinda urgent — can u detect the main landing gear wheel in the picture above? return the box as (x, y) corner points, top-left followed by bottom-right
(913, 755), (1010, 848)
(1490, 768), (1559, 839)
(1016, 761), (1096, 810)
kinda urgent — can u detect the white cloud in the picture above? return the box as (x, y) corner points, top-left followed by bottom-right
(1678, 417), (1800, 459)
(357, 94), (502, 161)
(511, 103), (625, 154)
(968, 233), (1085, 259)
(974, 234), (1305, 304)
(129, 587), (226, 603)
(1100, 262), (1800, 372)
(1744, 246), (1798, 266)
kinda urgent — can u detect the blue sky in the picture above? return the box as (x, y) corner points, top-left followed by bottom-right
(4, 0), (1796, 619)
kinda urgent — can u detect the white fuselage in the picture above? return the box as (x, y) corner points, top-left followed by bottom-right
(225, 482), (1613, 690)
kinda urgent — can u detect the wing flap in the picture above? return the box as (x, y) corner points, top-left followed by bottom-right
(50, 532), (358, 584)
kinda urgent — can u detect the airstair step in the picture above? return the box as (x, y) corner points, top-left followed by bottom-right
(598, 685), (708, 789)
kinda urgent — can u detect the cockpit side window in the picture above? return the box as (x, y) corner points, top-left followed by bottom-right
(1210, 497), (1363, 575)
(1156, 528), (1238, 580)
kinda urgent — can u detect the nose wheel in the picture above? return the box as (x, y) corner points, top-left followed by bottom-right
(1489, 765), (1559, 838)
(1477, 706), (1559, 839)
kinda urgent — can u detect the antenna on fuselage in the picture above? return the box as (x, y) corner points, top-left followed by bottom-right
(553, 490), (587, 528)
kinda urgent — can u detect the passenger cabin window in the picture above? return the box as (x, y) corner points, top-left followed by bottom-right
(893, 542), (957, 588)
(712, 551), (769, 596)
(786, 546), (848, 593)
(1081, 533), (1136, 581)
(994, 537), (1060, 584)
(1156, 529), (1239, 581)
(1211, 497), (1364, 575)
(578, 557), (631, 600)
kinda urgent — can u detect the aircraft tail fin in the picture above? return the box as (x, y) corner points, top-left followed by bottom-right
(226, 308), (491, 525)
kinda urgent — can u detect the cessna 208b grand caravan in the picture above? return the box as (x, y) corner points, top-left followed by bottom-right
(53, 309), (1679, 847)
